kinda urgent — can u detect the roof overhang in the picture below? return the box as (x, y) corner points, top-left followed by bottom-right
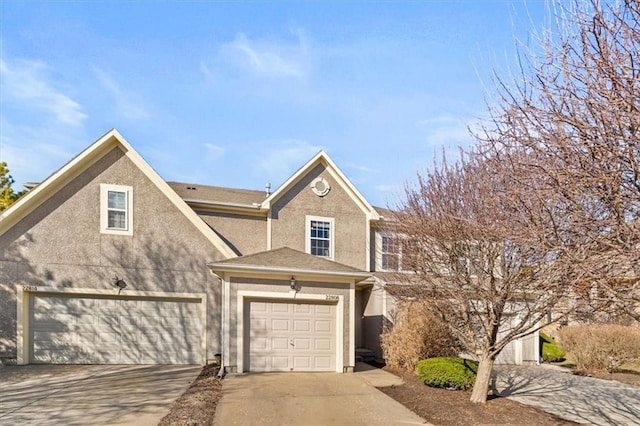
(208, 262), (371, 283)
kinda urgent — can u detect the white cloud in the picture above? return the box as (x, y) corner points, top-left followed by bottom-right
(94, 68), (152, 121)
(0, 119), (86, 186)
(203, 143), (226, 160)
(0, 57), (87, 126)
(220, 29), (311, 80)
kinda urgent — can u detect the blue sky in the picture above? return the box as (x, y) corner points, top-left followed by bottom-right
(0, 0), (549, 207)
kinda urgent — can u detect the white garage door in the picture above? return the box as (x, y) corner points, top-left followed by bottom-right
(30, 293), (203, 364)
(247, 300), (336, 372)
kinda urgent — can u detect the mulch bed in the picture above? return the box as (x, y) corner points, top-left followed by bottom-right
(158, 364), (223, 426)
(379, 367), (577, 426)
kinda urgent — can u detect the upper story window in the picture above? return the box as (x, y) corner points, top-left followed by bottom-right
(377, 232), (409, 271)
(100, 184), (133, 235)
(381, 235), (400, 270)
(306, 216), (334, 259)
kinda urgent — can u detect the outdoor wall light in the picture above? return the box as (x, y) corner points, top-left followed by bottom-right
(290, 276), (296, 290)
(112, 275), (127, 290)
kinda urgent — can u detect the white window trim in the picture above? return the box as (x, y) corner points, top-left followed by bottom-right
(376, 232), (408, 272)
(305, 215), (335, 260)
(100, 184), (133, 235)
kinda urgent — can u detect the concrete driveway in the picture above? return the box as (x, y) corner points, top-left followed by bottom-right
(0, 364), (201, 425)
(214, 365), (428, 425)
(494, 365), (640, 425)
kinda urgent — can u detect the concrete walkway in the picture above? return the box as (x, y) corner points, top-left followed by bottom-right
(0, 364), (201, 425)
(214, 366), (428, 425)
(493, 365), (640, 426)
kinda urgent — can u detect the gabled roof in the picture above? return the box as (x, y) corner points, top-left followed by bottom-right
(0, 129), (237, 259)
(262, 151), (381, 220)
(209, 246), (371, 281)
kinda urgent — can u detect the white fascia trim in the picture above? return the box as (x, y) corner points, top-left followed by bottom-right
(261, 151), (380, 220)
(16, 286), (207, 365)
(349, 281), (355, 368)
(0, 129), (120, 234)
(119, 134), (238, 259)
(236, 290), (345, 373)
(208, 264), (370, 282)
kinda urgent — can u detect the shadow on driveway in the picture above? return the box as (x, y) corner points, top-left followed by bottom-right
(0, 364), (201, 425)
(493, 365), (640, 426)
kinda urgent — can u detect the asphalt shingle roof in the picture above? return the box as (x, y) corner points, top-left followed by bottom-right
(210, 247), (367, 274)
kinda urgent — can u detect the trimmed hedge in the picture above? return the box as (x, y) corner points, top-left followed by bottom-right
(540, 332), (566, 362)
(416, 357), (478, 390)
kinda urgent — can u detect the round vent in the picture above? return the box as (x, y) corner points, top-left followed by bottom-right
(310, 177), (331, 197)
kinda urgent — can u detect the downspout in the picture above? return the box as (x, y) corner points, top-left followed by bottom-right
(213, 272), (226, 378)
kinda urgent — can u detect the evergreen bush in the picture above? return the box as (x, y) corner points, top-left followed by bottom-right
(416, 357), (478, 390)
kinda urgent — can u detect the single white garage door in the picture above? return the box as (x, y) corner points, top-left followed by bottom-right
(247, 300), (336, 372)
(30, 293), (203, 364)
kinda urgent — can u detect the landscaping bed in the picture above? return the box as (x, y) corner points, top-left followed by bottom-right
(158, 364), (223, 426)
(379, 367), (577, 426)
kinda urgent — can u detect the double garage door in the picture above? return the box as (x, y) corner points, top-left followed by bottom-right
(247, 300), (336, 372)
(29, 293), (203, 364)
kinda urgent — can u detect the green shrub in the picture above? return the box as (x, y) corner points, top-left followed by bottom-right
(416, 357), (478, 390)
(540, 332), (566, 362)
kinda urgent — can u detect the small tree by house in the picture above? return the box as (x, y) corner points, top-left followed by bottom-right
(393, 155), (579, 403)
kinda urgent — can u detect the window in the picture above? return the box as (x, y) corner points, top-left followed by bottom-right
(306, 216), (334, 259)
(378, 233), (410, 271)
(100, 184), (133, 235)
(381, 236), (399, 270)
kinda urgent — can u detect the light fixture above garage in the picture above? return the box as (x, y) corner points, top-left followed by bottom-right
(290, 276), (296, 290)
(112, 275), (127, 290)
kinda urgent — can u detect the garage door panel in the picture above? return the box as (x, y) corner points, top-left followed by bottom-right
(293, 338), (310, 350)
(293, 320), (310, 332)
(315, 357), (332, 369)
(271, 319), (290, 331)
(30, 294), (203, 365)
(314, 338), (332, 351)
(293, 304), (311, 314)
(314, 305), (332, 314)
(271, 337), (289, 350)
(293, 356), (311, 369)
(272, 356), (289, 370)
(248, 300), (336, 372)
(314, 320), (332, 333)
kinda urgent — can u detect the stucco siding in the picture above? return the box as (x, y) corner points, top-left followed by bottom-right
(198, 211), (267, 255)
(270, 164), (367, 270)
(0, 147), (226, 360)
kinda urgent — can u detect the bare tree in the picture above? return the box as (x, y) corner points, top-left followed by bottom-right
(393, 154), (580, 403)
(477, 0), (640, 321)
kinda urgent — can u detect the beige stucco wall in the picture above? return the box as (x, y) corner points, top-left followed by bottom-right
(226, 276), (352, 373)
(0, 147), (226, 360)
(270, 164), (367, 270)
(198, 211), (267, 255)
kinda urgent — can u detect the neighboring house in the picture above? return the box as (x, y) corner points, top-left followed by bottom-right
(0, 129), (538, 371)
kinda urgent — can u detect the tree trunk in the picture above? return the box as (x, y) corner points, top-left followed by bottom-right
(470, 354), (495, 404)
